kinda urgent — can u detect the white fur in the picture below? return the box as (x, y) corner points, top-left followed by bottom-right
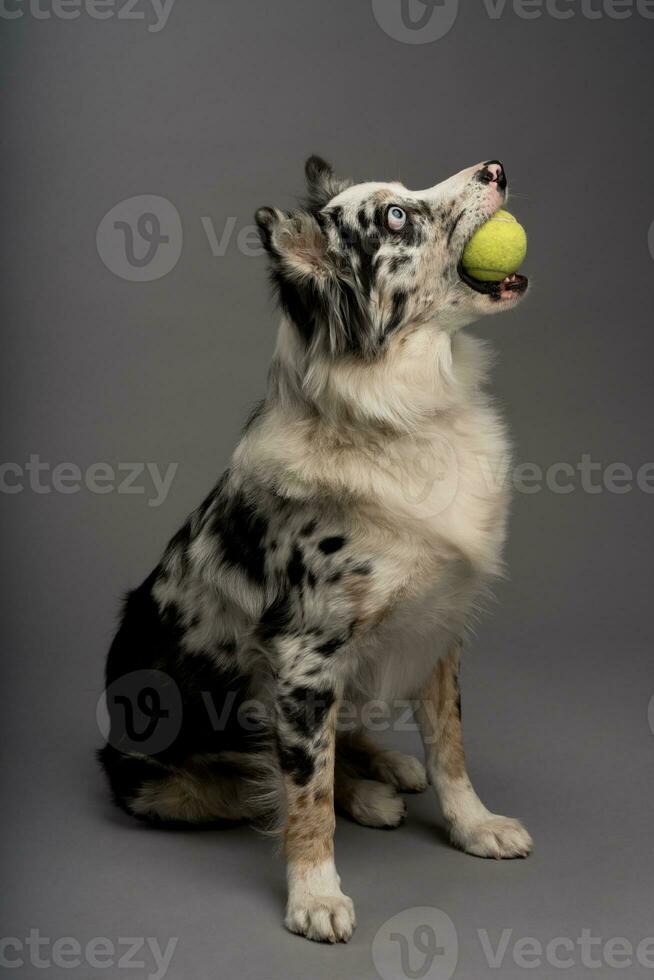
(285, 860), (356, 943)
(341, 779), (407, 828)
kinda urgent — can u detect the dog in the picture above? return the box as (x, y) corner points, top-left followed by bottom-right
(99, 155), (532, 944)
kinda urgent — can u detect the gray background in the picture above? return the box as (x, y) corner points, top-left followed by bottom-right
(2, 1), (653, 978)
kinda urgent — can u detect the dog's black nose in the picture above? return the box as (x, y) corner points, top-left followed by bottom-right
(477, 160), (507, 191)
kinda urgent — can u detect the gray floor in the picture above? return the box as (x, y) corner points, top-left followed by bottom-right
(2, 1), (654, 978)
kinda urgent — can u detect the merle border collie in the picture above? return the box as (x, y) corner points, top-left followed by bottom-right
(99, 155), (531, 944)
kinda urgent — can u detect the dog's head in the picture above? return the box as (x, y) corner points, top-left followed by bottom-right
(256, 156), (528, 361)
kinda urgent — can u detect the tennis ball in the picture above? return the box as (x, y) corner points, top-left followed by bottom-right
(461, 210), (527, 282)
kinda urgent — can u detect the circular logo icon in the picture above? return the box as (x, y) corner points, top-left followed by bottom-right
(372, 0), (460, 44)
(372, 907), (459, 980)
(97, 668), (183, 755)
(383, 433), (460, 522)
(96, 195), (183, 281)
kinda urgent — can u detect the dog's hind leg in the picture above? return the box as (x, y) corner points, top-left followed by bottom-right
(99, 746), (270, 827)
(415, 644), (533, 859)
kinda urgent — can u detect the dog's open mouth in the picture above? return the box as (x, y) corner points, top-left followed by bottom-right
(457, 263), (529, 300)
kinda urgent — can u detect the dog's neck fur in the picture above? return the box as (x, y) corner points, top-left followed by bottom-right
(268, 316), (492, 433)
(235, 317), (496, 510)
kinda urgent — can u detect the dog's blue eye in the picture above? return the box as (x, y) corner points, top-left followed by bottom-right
(387, 206), (406, 231)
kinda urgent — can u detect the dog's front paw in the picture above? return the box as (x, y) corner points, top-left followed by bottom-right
(452, 814), (532, 859)
(285, 892), (356, 943)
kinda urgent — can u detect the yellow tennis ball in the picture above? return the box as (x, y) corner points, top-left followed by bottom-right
(461, 210), (527, 282)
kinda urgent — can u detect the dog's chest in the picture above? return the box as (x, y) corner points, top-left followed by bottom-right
(370, 402), (510, 580)
(349, 406), (510, 699)
(350, 564), (484, 703)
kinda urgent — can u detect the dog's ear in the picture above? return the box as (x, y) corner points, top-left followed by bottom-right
(304, 155), (353, 210)
(255, 207), (331, 281)
(255, 203), (370, 357)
